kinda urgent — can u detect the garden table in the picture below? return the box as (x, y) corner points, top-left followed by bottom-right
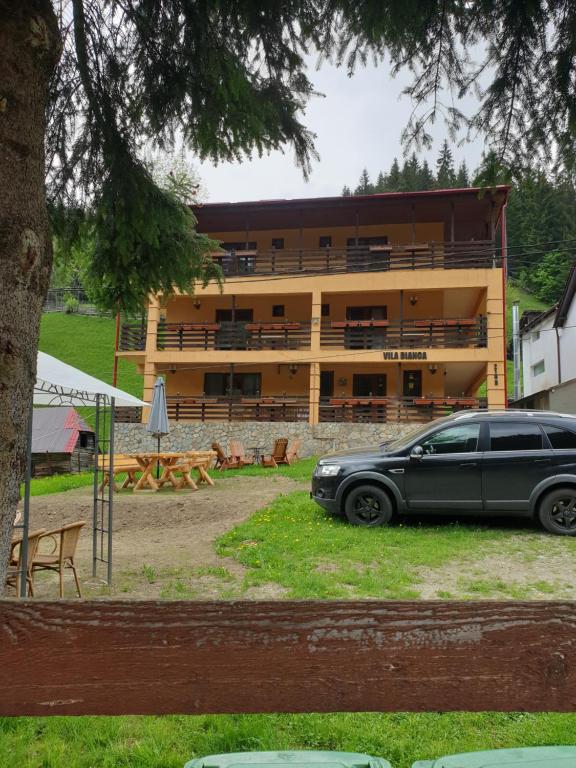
(129, 452), (196, 492)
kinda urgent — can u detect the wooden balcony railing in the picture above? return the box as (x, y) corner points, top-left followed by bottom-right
(119, 317), (488, 352)
(319, 396), (487, 423)
(167, 396), (310, 422)
(119, 323), (147, 351)
(214, 241), (498, 277)
(156, 321), (312, 351)
(164, 396), (486, 422)
(321, 316), (488, 349)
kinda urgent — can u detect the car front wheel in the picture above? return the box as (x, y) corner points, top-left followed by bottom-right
(344, 484), (393, 527)
(538, 487), (576, 536)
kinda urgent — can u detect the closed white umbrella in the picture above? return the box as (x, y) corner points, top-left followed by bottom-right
(146, 376), (169, 477)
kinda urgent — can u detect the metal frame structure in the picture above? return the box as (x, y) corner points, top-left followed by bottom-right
(13, 384), (117, 595)
(11, 352), (146, 597)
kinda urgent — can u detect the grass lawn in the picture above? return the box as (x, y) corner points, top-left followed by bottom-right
(27, 472), (94, 497)
(39, 313), (142, 397)
(2, 711), (576, 768)
(215, 489), (576, 600)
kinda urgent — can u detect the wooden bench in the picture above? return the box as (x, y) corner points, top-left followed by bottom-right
(97, 454), (142, 492)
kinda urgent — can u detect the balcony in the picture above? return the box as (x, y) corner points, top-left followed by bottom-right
(321, 317), (487, 349)
(213, 241), (497, 277)
(167, 396), (310, 422)
(119, 316), (487, 352)
(319, 396), (487, 424)
(164, 395), (486, 423)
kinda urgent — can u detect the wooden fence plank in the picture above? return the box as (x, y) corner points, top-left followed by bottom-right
(1, 600), (576, 716)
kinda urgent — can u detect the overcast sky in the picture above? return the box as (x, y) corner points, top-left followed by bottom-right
(198, 57), (488, 204)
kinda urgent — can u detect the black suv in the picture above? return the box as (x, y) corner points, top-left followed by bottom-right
(311, 410), (576, 535)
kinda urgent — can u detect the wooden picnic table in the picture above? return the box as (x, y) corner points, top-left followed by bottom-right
(126, 451), (216, 492)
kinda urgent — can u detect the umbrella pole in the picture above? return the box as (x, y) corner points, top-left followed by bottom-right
(156, 434), (161, 479)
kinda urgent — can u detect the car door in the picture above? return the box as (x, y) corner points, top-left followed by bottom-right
(404, 422), (483, 510)
(482, 421), (553, 513)
(541, 423), (576, 477)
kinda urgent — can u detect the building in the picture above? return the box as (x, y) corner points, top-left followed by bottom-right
(31, 406), (95, 476)
(118, 187), (509, 425)
(516, 263), (576, 413)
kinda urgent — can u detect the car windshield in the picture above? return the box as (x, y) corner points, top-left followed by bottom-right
(380, 417), (454, 452)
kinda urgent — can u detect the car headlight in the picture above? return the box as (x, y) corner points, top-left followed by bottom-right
(316, 464), (341, 476)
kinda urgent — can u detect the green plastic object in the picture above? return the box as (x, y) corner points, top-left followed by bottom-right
(412, 746), (576, 768)
(185, 751), (391, 768)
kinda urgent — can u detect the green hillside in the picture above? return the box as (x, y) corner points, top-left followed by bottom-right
(505, 283), (548, 343)
(39, 314), (143, 398)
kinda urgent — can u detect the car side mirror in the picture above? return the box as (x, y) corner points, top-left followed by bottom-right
(410, 445), (424, 460)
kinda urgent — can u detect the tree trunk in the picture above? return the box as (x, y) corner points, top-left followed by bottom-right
(0, 1), (60, 588)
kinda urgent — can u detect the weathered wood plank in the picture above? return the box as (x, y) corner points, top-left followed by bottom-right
(1, 600), (575, 716)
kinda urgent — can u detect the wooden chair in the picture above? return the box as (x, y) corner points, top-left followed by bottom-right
(6, 529), (45, 597)
(211, 442), (240, 470)
(285, 437), (302, 465)
(261, 438), (289, 468)
(31, 521), (85, 598)
(229, 440), (254, 467)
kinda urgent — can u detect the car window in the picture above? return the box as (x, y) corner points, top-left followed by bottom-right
(489, 422), (543, 451)
(544, 425), (576, 449)
(420, 424), (481, 455)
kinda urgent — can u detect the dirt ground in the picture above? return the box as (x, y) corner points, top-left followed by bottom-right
(27, 475), (306, 599)
(20, 476), (576, 601)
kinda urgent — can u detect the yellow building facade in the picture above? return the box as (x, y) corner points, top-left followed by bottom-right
(118, 187), (509, 425)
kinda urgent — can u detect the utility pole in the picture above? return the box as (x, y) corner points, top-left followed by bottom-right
(512, 301), (521, 401)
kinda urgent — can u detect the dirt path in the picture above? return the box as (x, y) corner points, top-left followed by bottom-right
(27, 475), (306, 599)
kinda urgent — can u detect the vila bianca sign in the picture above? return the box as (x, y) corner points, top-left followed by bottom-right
(383, 351), (428, 360)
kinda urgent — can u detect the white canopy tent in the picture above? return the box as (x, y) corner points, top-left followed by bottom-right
(16, 352), (147, 595)
(34, 351), (147, 408)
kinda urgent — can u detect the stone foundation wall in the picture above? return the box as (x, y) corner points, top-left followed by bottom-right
(115, 421), (424, 457)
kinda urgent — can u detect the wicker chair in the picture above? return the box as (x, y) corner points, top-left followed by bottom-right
(212, 442), (240, 470)
(31, 521), (85, 598)
(261, 438), (289, 468)
(229, 440), (254, 466)
(6, 529), (45, 597)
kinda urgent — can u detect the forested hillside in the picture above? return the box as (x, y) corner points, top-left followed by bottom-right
(343, 141), (576, 305)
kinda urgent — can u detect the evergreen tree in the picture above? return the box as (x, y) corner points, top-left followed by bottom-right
(436, 140), (456, 188)
(419, 160), (435, 190)
(355, 168), (374, 195)
(375, 171), (387, 192)
(342, 185), (352, 196)
(400, 153), (421, 191)
(456, 161), (470, 187)
(388, 159), (402, 191)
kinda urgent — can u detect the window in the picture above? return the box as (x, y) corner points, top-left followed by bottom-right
(352, 374), (386, 397)
(271, 238), (284, 249)
(544, 425), (576, 449)
(420, 424), (480, 455)
(403, 370), (422, 398)
(319, 236), (332, 248)
(532, 359), (545, 376)
(489, 422), (543, 451)
(321, 303), (330, 317)
(221, 241), (257, 251)
(272, 304), (285, 317)
(346, 236), (389, 247)
(203, 372), (261, 397)
(346, 306), (387, 320)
